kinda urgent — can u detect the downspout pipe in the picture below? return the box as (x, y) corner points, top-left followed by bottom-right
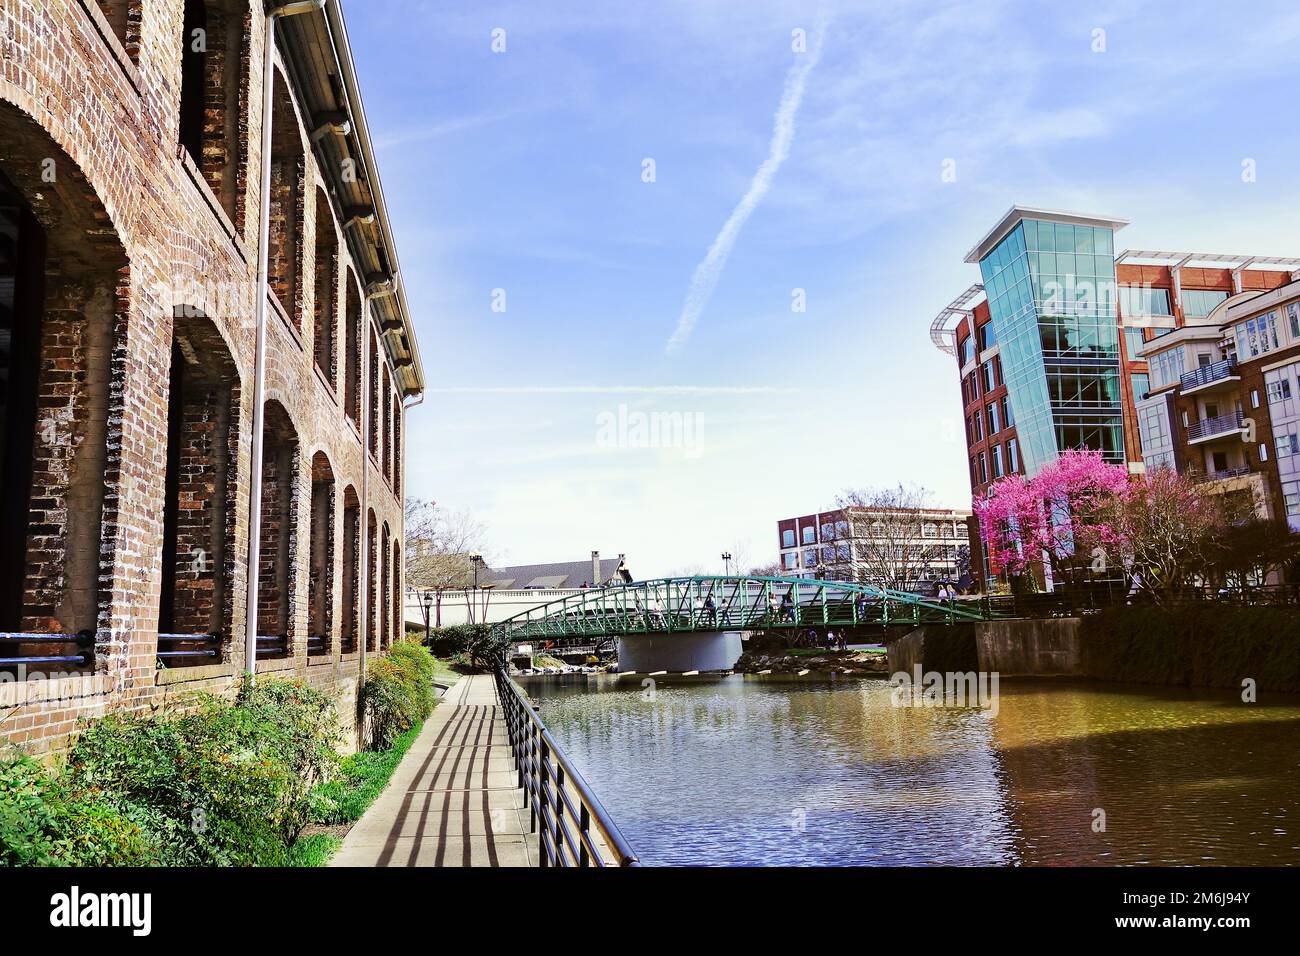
(245, 0), (325, 678)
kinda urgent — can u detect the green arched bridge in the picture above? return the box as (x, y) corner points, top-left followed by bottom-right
(492, 575), (994, 643)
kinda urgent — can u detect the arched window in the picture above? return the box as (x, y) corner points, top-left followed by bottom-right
(308, 452), (335, 657)
(156, 309), (240, 667)
(312, 188), (338, 388)
(256, 401), (299, 662)
(368, 327), (381, 458)
(0, 105), (128, 676)
(391, 538), (402, 645)
(365, 508), (378, 652)
(268, 70), (305, 328)
(380, 523), (391, 649)
(340, 486), (360, 654)
(177, 1), (249, 226)
(344, 274), (361, 426)
(381, 364), (392, 481)
(96, 2), (143, 62)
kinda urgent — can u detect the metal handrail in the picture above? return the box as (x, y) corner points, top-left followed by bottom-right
(1187, 410), (1245, 441)
(156, 633), (221, 661)
(493, 666), (639, 868)
(0, 630), (94, 667)
(1180, 357), (1238, 391)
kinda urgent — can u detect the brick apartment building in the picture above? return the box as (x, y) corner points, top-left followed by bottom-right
(0, 0), (423, 754)
(775, 507), (973, 594)
(930, 206), (1299, 588)
(1137, 279), (1300, 532)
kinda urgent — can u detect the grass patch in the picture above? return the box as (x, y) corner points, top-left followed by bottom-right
(308, 720), (425, 827)
(286, 833), (342, 868)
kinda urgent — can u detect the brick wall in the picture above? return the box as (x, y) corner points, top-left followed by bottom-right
(0, 0), (412, 757)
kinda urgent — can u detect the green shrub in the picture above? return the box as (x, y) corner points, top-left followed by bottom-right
(1082, 604), (1300, 692)
(309, 721), (424, 825)
(0, 753), (150, 867)
(360, 643), (436, 751)
(422, 624), (509, 670)
(67, 678), (340, 866)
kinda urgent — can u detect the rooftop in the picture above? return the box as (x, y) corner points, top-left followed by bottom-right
(963, 205), (1129, 264)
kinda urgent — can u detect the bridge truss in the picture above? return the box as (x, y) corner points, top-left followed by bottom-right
(492, 576), (994, 643)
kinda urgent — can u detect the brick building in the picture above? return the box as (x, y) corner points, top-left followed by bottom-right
(930, 206), (1298, 588)
(1137, 278), (1300, 533)
(0, 0), (424, 754)
(775, 507), (973, 594)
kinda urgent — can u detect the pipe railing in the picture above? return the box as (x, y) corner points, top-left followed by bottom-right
(493, 666), (639, 868)
(156, 633), (221, 663)
(256, 634), (290, 660)
(0, 631), (95, 668)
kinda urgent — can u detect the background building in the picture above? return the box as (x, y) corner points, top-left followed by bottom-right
(1138, 278), (1300, 530)
(932, 206), (1300, 587)
(0, 0), (421, 755)
(479, 552), (633, 590)
(776, 508), (972, 595)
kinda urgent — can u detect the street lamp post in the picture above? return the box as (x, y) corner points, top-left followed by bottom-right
(422, 590), (433, 644)
(721, 552), (732, 577)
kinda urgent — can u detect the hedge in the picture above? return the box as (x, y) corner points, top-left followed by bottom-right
(359, 641), (437, 751)
(2, 678), (341, 868)
(1081, 604), (1300, 693)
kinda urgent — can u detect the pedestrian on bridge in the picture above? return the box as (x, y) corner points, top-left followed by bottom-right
(703, 593), (717, 626)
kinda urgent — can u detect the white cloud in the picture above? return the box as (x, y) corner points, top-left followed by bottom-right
(665, 22), (827, 352)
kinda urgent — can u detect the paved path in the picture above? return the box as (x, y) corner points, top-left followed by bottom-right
(331, 674), (535, 867)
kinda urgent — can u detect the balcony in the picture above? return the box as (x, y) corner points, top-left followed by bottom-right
(1187, 411), (1246, 445)
(1193, 466), (1253, 484)
(1180, 358), (1240, 395)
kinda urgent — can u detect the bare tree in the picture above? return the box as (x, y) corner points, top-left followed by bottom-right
(835, 484), (943, 592)
(405, 498), (490, 626)
(746, 561), (783, 578)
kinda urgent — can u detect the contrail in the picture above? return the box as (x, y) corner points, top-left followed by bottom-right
(665, 23), (826, 353)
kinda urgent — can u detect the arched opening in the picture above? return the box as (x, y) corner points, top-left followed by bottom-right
(391, 537), (402, 645)
(312, 187), (337, 388)
(256, 401), (299, 661)
(156, 309), (241, 667)
(366, 508), (377, 652)
(381, 364), (392, 481)
(392, 391), (402, 499)
(368, 327), (381, 458)
(0, 103), (128, 675)
(344, 273), (361, 426)
(268, 69), (305, 328)
(340, 486), (360, 654)
(308, 451), (335, 657)
(95, 2), (143, 61)
(380, 522), (391, 649)
(177, 0), (249, 226)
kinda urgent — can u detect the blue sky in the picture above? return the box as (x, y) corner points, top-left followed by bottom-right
(347, 0), (1300, 576)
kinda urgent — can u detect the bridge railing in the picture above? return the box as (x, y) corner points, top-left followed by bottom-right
(493, 666), (639, 868)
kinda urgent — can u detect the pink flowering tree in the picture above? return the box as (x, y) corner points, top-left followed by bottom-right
(975, 450), (1129, 590)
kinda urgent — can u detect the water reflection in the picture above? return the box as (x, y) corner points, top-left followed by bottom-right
(522, 674), (1300, 866)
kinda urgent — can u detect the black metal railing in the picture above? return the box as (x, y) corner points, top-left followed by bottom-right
(256, 634), (289, 660)
(156, 633), (221, 664)
(1181, 357), (1238, 392)
(0, 631), (94, 668)
(307, 635), (329, 657)
(965, 581), (1300, 619)
(1187, 410), (1245, 442)
(493, 666), (639, 867)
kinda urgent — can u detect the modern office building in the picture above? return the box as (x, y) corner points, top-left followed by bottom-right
(931, 205), (1300, 586)
(775, 507), (973, 594)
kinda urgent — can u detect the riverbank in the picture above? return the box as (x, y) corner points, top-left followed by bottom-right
(733, 648), (890, 676)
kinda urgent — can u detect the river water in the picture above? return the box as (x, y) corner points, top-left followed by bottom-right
(521, 674), (1300, 866)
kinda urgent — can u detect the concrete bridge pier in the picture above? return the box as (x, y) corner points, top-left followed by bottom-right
(617, 631), (745, 673)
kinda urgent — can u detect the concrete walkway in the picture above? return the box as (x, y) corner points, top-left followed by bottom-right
(331, 674), (535, 867)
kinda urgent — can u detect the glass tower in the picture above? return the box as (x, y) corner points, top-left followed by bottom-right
(975, 214), (1124, 476)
